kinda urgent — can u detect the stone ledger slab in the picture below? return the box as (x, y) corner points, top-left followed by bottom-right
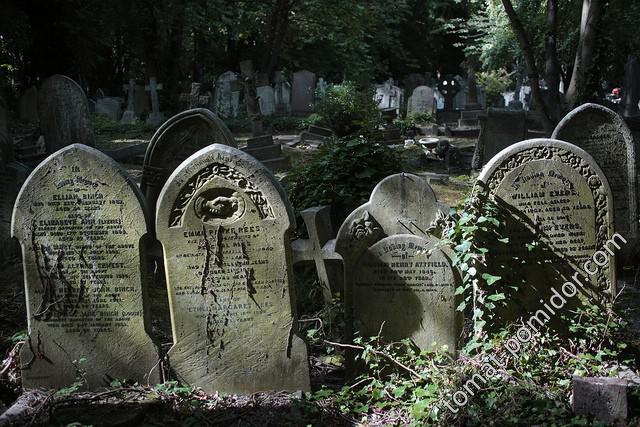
(156, 143), (309, 394)
(11, 144), (159, 389)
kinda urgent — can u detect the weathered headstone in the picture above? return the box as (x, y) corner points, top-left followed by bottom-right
(353, 234), (457, 349)
(156, 143), (310, 394)
(17, 86), (39, 123)
(291, 70), (316, 115)
(141, 108), (236, 216)
(374, 79), (403, 113)
(471, 108), (527, 169)
(180, 83), (210, 110)
(552, 103), (638, 249)
(95, 97), (123, 121)
(257, 85), (275, 116)
(0, 162), (30, 263)
(274, 71), (291, 115)
(334, 173), (451, 346)
(11, 144), (159, 389)
(120, 79), (137, 124)
(38, 75), (95, 152)
(145, 77), (164, 126)
(407, 86), (435, 115)
(316, 77), (327, 100)
(213, 71), (239, 118)
(477, 139), (614, 326)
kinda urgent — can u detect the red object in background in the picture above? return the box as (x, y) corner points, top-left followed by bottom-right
(612, 87), (621, 97)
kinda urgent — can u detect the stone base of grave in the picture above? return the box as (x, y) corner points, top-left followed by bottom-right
(298, 125), (335, 147)
(572, 377), (640, 422)
(242, 134), (289, 171)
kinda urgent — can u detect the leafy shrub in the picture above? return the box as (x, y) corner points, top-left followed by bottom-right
(395, 111), (435, 135)
(286, 137), (402, 222)
(477, 68), (512, 107)
(313, 82), (382, 137)
(91, 114), (157, 134)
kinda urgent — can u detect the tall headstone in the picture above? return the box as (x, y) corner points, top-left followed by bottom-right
(622, 56), (640, 118)
(17, 86), (39, 123)
(11, 144), (159, 389)
(478, 139), (614, 326)
(407, 86), (435, 115)
(120, 79), (137, 124)
(334, 174), (453, 348)
(257, 85), (275, 116)
(552, 103), (637, 249)
(374, 79), (403, 113)
(316, 77), (327, 100)
(156, 143), (310, 394)
(471, 108), (527, 169)
(38, 75), (95, 152)
(353, 234), (457, 349)
(145, 77), (164, 126)
(141, 108), (236, 216)
(274, 71), (291, 115)
(291, 70), (316, 115)
(213, 71), (239, 118)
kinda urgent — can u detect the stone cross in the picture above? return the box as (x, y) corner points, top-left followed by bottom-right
(239, 60), (264, 137)
(145, 77), (164, 125)
(180, 82), (210, 110)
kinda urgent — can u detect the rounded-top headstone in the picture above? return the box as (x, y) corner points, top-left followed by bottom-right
(552, 103), (637, 243)
(37, 75), (95, 153)
(11, 144), (159, 389)
(141, 108), (236, 217)
(156, 143), (309, 394)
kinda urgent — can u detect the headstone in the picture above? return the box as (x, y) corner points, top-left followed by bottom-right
(95, 97), (123, 121)
(11, 144), (159, 389)
(572, 377), (632, 423)
(316, 77), (327, 100)
(17, 86), (39, 123)
(213, 71), (239, 118)
(120, 79), (137, 124)
(437, 75), (460, 112)
(353, 234), (457, 349)
(145, 77), (164, 126)
(291, 70), (316, 115)
(257, 85), (275, 116)
(134, 84), (150, 115)
(241, 135), (288, 171)
(622, 56), (640, 118)
(403, 73), (427, 101)
(407, 86), (435, 115)
(453, 75), (467, 110)
(0, 162), (30, 263)
(239, 60), (264, 136)
(374, 79), (403, 113)
(38, 74), (95, 152)
(180, 83), (210, 110)
(477, 139), (614, 326)
(471, 108), (527, 169)
(434, 89), (445, 110)
(334, 174), (452, 347)
(552, 103), (638, 249)
(156, 143), (310, 394)
(273, 71), (291, 115)
(141, 108), (237, 217)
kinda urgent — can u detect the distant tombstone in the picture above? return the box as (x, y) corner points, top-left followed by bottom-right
(477, 139), (614, 326)
(134, 84), (150, 115)
(11, 144), (159, 389)
(38, 74), (95, 152)
(471, 108), (527, 169)
(291, 70), (316, 115)
(274, 71), (291, 115)
(374, 79), (403, 113)
(403, 73), (427, 100)
(156, 143), (310, 394)
(407, 86), (435, 115)
(18, 86), (39, 123)
(623, 56), (640, 118)
(120, 79), (137, 124)
(180, 83), (210, 110)
(453, 76), (467, 110)
(354, 234), (457, 349)
(257, 85), (275, 116)
(334, 174), (452, 346)
(552, 103), (638, 247)
(434, 89), (445, 110)
(213, 71), (238, 118)
(141, 108), (236, 216)
(316, 77), (327, 100)
(145, 77), (164, 126)
(95, 97), (123, 121)
(437, 75), (460, 112)
(0, 162), (30, 263)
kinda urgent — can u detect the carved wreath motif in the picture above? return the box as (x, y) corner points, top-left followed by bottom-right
(169, 163), (273, 227)
(484, 145), (611, 291)
(350, 211), (382, 240)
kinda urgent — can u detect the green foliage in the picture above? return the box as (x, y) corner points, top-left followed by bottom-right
(395, 111), (435, 135)
(286, 137), (402, 221)
(92, 114), (157, 135)
(476, 69), (512, 107)
(313, 82), (382, 137)
(6, 330), (27, 344)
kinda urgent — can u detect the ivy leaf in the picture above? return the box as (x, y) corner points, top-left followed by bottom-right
(455, 240), (472, 253)
(487, 293), (506, 301)
(456, 301), (466, 311)
(482, 273), (502, 285)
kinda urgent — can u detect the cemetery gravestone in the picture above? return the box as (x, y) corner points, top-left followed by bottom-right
(11, 144), (159, 389)
(134, 84), (150, 115)
(334, 173), (454, 348)
(18, 86), (39, 123)
(95, 97), (123, 121)
(375, 79), (403, 113)
(291, 70), (316, 115)
(407, 86), (435, 115)
(120, 79), (137, 124)
(471, 108), (527, 169)
(156, 143), (310, 394)
(145, 77), (164, 126)
(552, 103), (638, 247)
(257, 85), (275, 116)
(274, 71), (291, 115)
(141, 108), (237, 217)
(478, 139), (614, 324)
(213, 71), (239, 118)
(38, 75), (95, 152)
(353, 234), (457, 349)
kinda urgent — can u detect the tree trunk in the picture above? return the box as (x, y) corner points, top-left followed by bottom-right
(501, 0), (553, 132)
(565, 0), (603, 108)
(260, 0), (292, 79)
(545, 0), (562, 121)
